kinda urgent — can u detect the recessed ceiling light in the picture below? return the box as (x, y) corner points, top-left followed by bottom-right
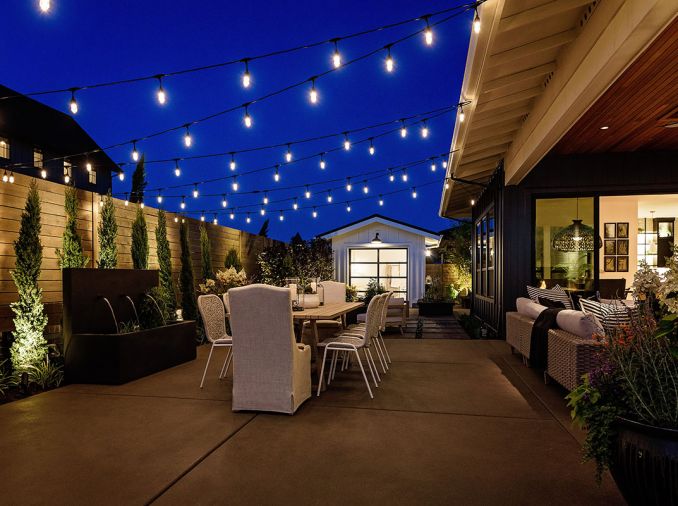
(600, 126), (609, 130)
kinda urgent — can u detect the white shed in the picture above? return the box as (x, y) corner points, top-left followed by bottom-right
(318, 215), (441, 305)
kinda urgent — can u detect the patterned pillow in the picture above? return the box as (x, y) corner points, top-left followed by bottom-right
(579, 298), (632, 336)
(526, 285), (573, 309)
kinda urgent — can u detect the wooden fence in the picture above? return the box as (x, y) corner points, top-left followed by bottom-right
(0, 172), (276, 331)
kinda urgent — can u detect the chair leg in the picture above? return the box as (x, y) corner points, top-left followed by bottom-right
(379, 333), (392, 363)
(373, 338), (388, 373)
(317, 347), (330, 397)
(341, 351), (349, 371)
(200, 343), (215, 389)
(364, 349), (379, 386)
(218, 348), (231, 379)
(354, 349), (374, 399)
(224, 348), (233, 377)
(328, 350), (339, 384)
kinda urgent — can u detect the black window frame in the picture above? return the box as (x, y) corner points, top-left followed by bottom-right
(348, 247), (408, 299)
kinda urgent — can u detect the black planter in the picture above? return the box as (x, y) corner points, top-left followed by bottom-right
(610, 417), (678, 506)
(418, 301), (454, 317)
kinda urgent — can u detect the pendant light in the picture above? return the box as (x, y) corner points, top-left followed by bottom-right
(551, 198), (601, 252)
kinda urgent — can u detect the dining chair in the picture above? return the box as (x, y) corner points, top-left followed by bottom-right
(301, 280), (346, 343)
(197, 294), (233, 389)
(228, 284), (312, 414)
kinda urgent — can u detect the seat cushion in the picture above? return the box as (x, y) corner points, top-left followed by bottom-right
(555, 310), (599, 339)
(214, 336), (232, 344)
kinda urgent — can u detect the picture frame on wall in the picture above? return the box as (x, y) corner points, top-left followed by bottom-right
(617, 222), (629, 239)
(604, 223), (616, 238)
(604, 240), (616, 255)
(604, 256), (617, 272)
(617, 256), (629, 272)
(617, 239), (629, 256)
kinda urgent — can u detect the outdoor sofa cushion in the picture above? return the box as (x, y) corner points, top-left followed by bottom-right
(555, 310), (599, 340)
(579, 298), (632, 336)
(526, 285), (573, 309)
(516, 297), (546, 320)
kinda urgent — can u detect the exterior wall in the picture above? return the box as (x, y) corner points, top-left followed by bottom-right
(330, 222), (428, 304)
(0, 172), (275, 331)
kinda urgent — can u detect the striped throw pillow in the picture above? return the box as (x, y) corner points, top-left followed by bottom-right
(579, 298), (632, 336)
(526, 284), (573, 310)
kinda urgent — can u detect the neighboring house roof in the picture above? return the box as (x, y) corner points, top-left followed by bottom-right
(317, 214), (442, 246)
(439, 0), (677, 218)
(0, 84), (119, 173)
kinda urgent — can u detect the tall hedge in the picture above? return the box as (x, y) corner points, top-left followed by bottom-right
(130, 154), (147, 204)
(155, 210), (176, 316)
(199, 223), (214, 281)
(97, 191), (118, 269)
(179, 221), (197, 321)
(131, 205), (149, 269)
(10, 180), (48, 372)
(56, 185), (88, 268)
(224, 247), (242, 271)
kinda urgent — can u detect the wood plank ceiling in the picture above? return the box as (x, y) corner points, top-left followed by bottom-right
(554, 19), (678, 154)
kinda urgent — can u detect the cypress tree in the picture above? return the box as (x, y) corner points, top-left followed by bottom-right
(199, 222), (214, 281)
(155, 210), (176, 316)
(224, 247), (242, 271)
(56, 185), (89, 268)
(130, 154), (147, 204)
(179, 221), (197, 321)
(131, 205), (149, 269)
(10, 180), (48, 372)
(97, 191), (118, 269)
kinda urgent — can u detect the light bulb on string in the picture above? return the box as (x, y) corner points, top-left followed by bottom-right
(400, 120), (408, 138)
(471, 199), (476, 206)
(346, 177), (352, 192)
(362, 181), (369, 194)
(402, 169), (408, 182)
(273, 165), (280, 182)
(64, 174), (70, 184)
(229, 153), (236, 171)
(39, 0), (50, 12)
(232, 176), (239, 191)
(41, 169), (47, 179)
(174, 216), (179, 223)
(156, 75), (167, 105)
(183, 125), (193, 147)
(124, 194), (129, 206)
(442, 158), (448, 169)
(118, 171), (125, 181)
(260, 206), (266, 216)
(369, 138), (375, 155)
(246, 213), (251, 224)
(213, 214), (218, 225)
(293, 198), (299, 210)
(229, 210), (235, 220)
(423, 17), (433, 45)
(309, 78), (318, 104)
(378, 195), (384, 206)
(346, 202), (352, 213)
(388, 170), (395, 182)
(157, 192), (163, 204)
(430, 159), (437, 171)
(242, 59), (251, 89)
(180, 196), (186, 210)
(444, 179), (450, 190)
(331, 39), (342, 68)
(243, 104), (253, 128)
(327, 191), (333, 203)
(343, 133), (351, 151)
(86, 162), (92, 172)
(473, 9), (481, 34)
(131, 141), (139, 162)
(174, 159), (181, 177)
(140, 201), (145, 209)
(305, 185), (311, 199)
(319, 153), (326, 170)
(200, 213), (205, 222)
(385, 45), (395, 73)
(285, 144), (293, 163)
(279, 211), (284, 222)
(263, 193), (269, 205)
(8, 172), (14, 184)
(192, 185), (199, 198)
(459, 105), (465, 123)
(312, 207), (318, 219)
(421, 120), (429, 138)
(412, 187), (418, 198)
(221, 195), (228, 208)
(69, 89), (79, 114)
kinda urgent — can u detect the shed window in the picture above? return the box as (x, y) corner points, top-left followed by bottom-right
(0, 137), (9, 159)
(33, 148), (44, 168)
(349, 248), (408, 299)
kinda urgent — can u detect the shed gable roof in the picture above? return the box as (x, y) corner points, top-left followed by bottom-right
(317, 214), (441, 244)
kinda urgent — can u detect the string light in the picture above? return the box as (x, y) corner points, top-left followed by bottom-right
(246, 213), (251, 223)
(157, 192), (163, 204)
(402, 169), (408, 182)
(184, 125), (193, 147)
(346, 177), (352, 191)
(39, 0), (50, 13)
(430, 159), (437, 171)
(2, 171), (8, 183)
(174, 159), (181, 177)
(192, 184), (199, 198)
(242, 59), (252, 88)
(260, 206), (266, 216)
(124, 194), (129, 206)
(312, 207), (318, 218)
(293, 198), (299, 210)
(232, 176), (239, 191)
(385, 45), (395, 73)
(156, 75), (167, 105)
(243, 105), (253, 128)
(362, 181), (369, 194)
(64, 174), (70, 184)
(285, 144), (293, 163)
(309, 78), (318, 104)
(332, 40), (342, 68)
(180, 196), (186, 209)
(319, 153), (326, 170)
(118, 171), (125, 181)
(86, 162), (92, 172)
(140, 201), (145, 209)
(412, 187), (418, 198)
(229, 153), (236, 171)
(41, 169), (47, 179)
(273, 165), (280, 182)
(473, 8), (481, 34)
(388, 170), (395, 182)
(343, 133), (351, 151)
(305, 185), (311, 199)
(400, 120), (408, 138)
(174, 216), (179, 223)
(423, 17), (433, 45)
(279, 211), (284, 221)
(221, 195), (228, 208)
(69, 89), (79, 114)
(459, 105), (465, 123)
(369, 138), (375, 155)
(421, 120), (429, 138)
(200, 213), (205, 222)
(346, 202), (352, 212)
(327, 191), (333, 203)
(8, 172), (14, 184)
(263, 193), (269, 205)
(378, 195), (384, 206)
(444, 179), (449, 190)
(442, 158), (448, 169)
(213, 214), (218, 225)
(131, 141), (139, 162)
(229, 210), (235, 220)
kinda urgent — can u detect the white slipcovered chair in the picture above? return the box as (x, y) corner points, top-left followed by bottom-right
(197, 294), (233, 389)
(228, 284), (312, 414)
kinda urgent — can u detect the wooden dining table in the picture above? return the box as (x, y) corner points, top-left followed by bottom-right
(292, 301), (364, 389)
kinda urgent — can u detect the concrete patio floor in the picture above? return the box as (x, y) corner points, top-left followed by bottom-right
(0, 338), (624, 505)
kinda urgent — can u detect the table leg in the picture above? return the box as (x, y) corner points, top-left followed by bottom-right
(311, 320), (326, 392)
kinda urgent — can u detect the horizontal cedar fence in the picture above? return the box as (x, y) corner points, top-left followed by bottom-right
(0, 173), (277, 332)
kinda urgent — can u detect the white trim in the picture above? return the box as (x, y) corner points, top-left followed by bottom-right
(319, 216), (441, 246)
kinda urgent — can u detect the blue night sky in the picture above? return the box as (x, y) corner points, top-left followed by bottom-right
(4, 0), (472, 241)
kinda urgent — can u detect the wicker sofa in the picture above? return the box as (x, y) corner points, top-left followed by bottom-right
(506, 311), (603, 391)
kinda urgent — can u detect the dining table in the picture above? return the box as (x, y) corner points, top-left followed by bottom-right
(292, 301), (364, 390)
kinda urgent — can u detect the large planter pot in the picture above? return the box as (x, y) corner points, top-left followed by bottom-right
(610, 417), (678, 506)
(418, 301), (454, 317)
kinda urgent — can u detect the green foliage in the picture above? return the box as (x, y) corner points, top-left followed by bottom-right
(436, 222), (472, 270)
(130, 154), (147, 203)
(257, 219), (269, 238)
(257, 242), (292, 286)
(224, 247), (242, 271)
(155, 210), (176, 318)
(26, 360), (64, 389)
(346, 285), (358, 302)
(362, 278), (385, 307)
(118, 320), (139, 334)
(97, 191), (118, 269)
(179, 221), (197, 321)
(139, 288), (170, 329)
(257, 234), (333, 287)
(0, 360), (16, 397)
(131, 205), (149, 269)
(10, 180), (48, 372)
(56, 185), (89, 269)
(199, 223), (214, 281)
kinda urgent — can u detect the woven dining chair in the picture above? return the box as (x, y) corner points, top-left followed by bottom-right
(197, 294), (233, 389)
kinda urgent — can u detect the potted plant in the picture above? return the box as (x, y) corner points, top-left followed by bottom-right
(566, 248), (678, 505)
(417, 276), (456, 316)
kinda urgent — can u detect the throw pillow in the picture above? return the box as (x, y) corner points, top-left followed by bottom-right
(579, 298), (632, 336)
(526, 284), (573, 310)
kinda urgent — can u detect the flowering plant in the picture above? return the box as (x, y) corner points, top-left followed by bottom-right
(632, 260), (661, 300)
(198, 267), (248, 295)
(658, 245), (678, 314)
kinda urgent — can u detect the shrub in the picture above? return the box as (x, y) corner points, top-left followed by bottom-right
(199, 267), (248, 296)
(179, 221), (197, 321)
(224, 247), (242, 271)
(362, 278), (385, 308)
(130, 154), (147, 203)
(98, 191), (118, 268)
(56, 185), (89, 268)
(10, 180), (48, 372)
(131, 205), (149, 269)
(200, 222), (214, 281)
(155, 210), (176, 318)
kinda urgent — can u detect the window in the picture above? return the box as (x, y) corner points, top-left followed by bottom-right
(88, 168), (96, 184)
(33, 148), (44, 168)
(0, 137), (9, 159)
(474, 206), (495, 298)
(63, 161), (72, 183)
(535, 197), (594, 290)
(349, 248), (408, 299)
